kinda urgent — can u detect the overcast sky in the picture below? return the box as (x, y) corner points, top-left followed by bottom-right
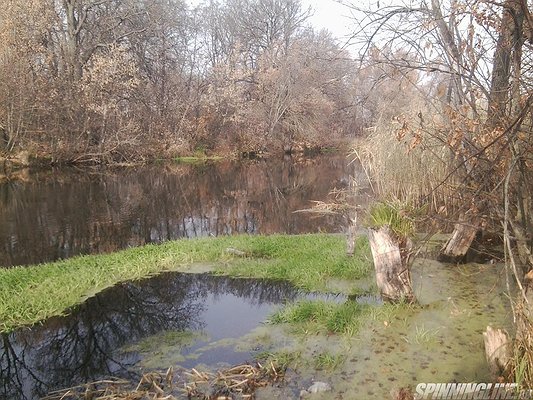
(187, 0), (358, 41)
(302, 0), (354, 40)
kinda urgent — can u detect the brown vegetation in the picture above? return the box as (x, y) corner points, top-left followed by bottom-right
(0, 0), (367, 164)
(43, 362), (287, 399)
(350, 0), (533, 387)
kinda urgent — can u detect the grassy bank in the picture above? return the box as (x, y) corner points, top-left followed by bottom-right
(0, 234), (372, 333)
(172, 155), (226, 163)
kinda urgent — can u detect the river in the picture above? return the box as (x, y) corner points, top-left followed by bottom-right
(0, 154), (367, 267)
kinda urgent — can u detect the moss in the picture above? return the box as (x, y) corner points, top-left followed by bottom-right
(0, 234), (371, 333)
(122, 330), (204, 354)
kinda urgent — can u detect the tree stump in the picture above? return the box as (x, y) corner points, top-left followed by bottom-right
(483, 326), (512, 380)
(368, 226), (415, 303)
(346, 216), (358, 257)
(439, 216), (479, 263)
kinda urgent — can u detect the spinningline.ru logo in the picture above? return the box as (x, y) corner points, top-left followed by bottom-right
(415, 383), (533, 399)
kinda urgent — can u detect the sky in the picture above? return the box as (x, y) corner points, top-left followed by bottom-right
(186, 0), (358, 42)
(301, 0), (355, 41)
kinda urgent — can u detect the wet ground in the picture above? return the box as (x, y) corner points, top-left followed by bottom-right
(0, 257), (513, 399)
(249, 259), (513, 399)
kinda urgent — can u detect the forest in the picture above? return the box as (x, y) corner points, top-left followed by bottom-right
(0, 0), (368, 163)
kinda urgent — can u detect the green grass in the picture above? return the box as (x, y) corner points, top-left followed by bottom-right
(222, 234), (372, 291)
(315, 352), (346, 371)
(256, 350), (302, 371)
(401, 325), (441, 345)
(268, 299), (371, 336)
(0, 234), (371, 333)
(366, 201), (415, 238)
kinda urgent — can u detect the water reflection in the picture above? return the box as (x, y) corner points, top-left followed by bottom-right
(0, 273), (300, 400)
(0, 155), (362, 267)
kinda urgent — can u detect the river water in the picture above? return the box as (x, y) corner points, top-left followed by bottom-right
(0, 155), (365, 267)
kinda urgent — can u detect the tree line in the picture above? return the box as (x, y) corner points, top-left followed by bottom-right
(0, 0), (372, 163)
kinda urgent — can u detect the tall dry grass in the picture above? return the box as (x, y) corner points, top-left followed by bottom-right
(355, 97), (462, 216)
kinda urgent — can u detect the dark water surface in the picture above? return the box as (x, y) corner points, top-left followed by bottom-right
(0, 155), (363, 267)
(0, 273), (307, 400)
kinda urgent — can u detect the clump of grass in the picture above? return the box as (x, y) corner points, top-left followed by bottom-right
(256, 350), (302, 371)
(269, 300), (371, 336)
(0, 234), (372, 333)
(365, 298), (421, 330)
(366, 201), (415, 238)
(315, 352), (346, 371)
(402, 325), (441, 345)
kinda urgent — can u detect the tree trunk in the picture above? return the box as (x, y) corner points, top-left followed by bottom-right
(368, 226), (415, 303)
(486, 0), (521, 129)
(441, 0), (524, 264)
(439, 215), (479, 263)
(64, 0), (82, 82)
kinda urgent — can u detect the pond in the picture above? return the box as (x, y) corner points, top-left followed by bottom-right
(0, 154), (367, 267)
(0, 272), (334, 399)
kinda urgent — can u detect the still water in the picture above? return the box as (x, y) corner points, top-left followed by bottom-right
(0, 273), (306, 399)
(0, 155), (365, 267)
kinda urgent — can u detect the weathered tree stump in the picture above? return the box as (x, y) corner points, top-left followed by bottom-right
(368, 226), (415, 303)
(439, 216), (479, 263)
(483, 326), (512, 380)
(346, 216), (358, 257)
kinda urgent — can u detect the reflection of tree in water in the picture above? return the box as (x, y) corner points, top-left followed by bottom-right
(0, 273), (204, 399)
(0, 273), (300, 400)
(0, 155), (359, 266)
(203, 274), (300, 305)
